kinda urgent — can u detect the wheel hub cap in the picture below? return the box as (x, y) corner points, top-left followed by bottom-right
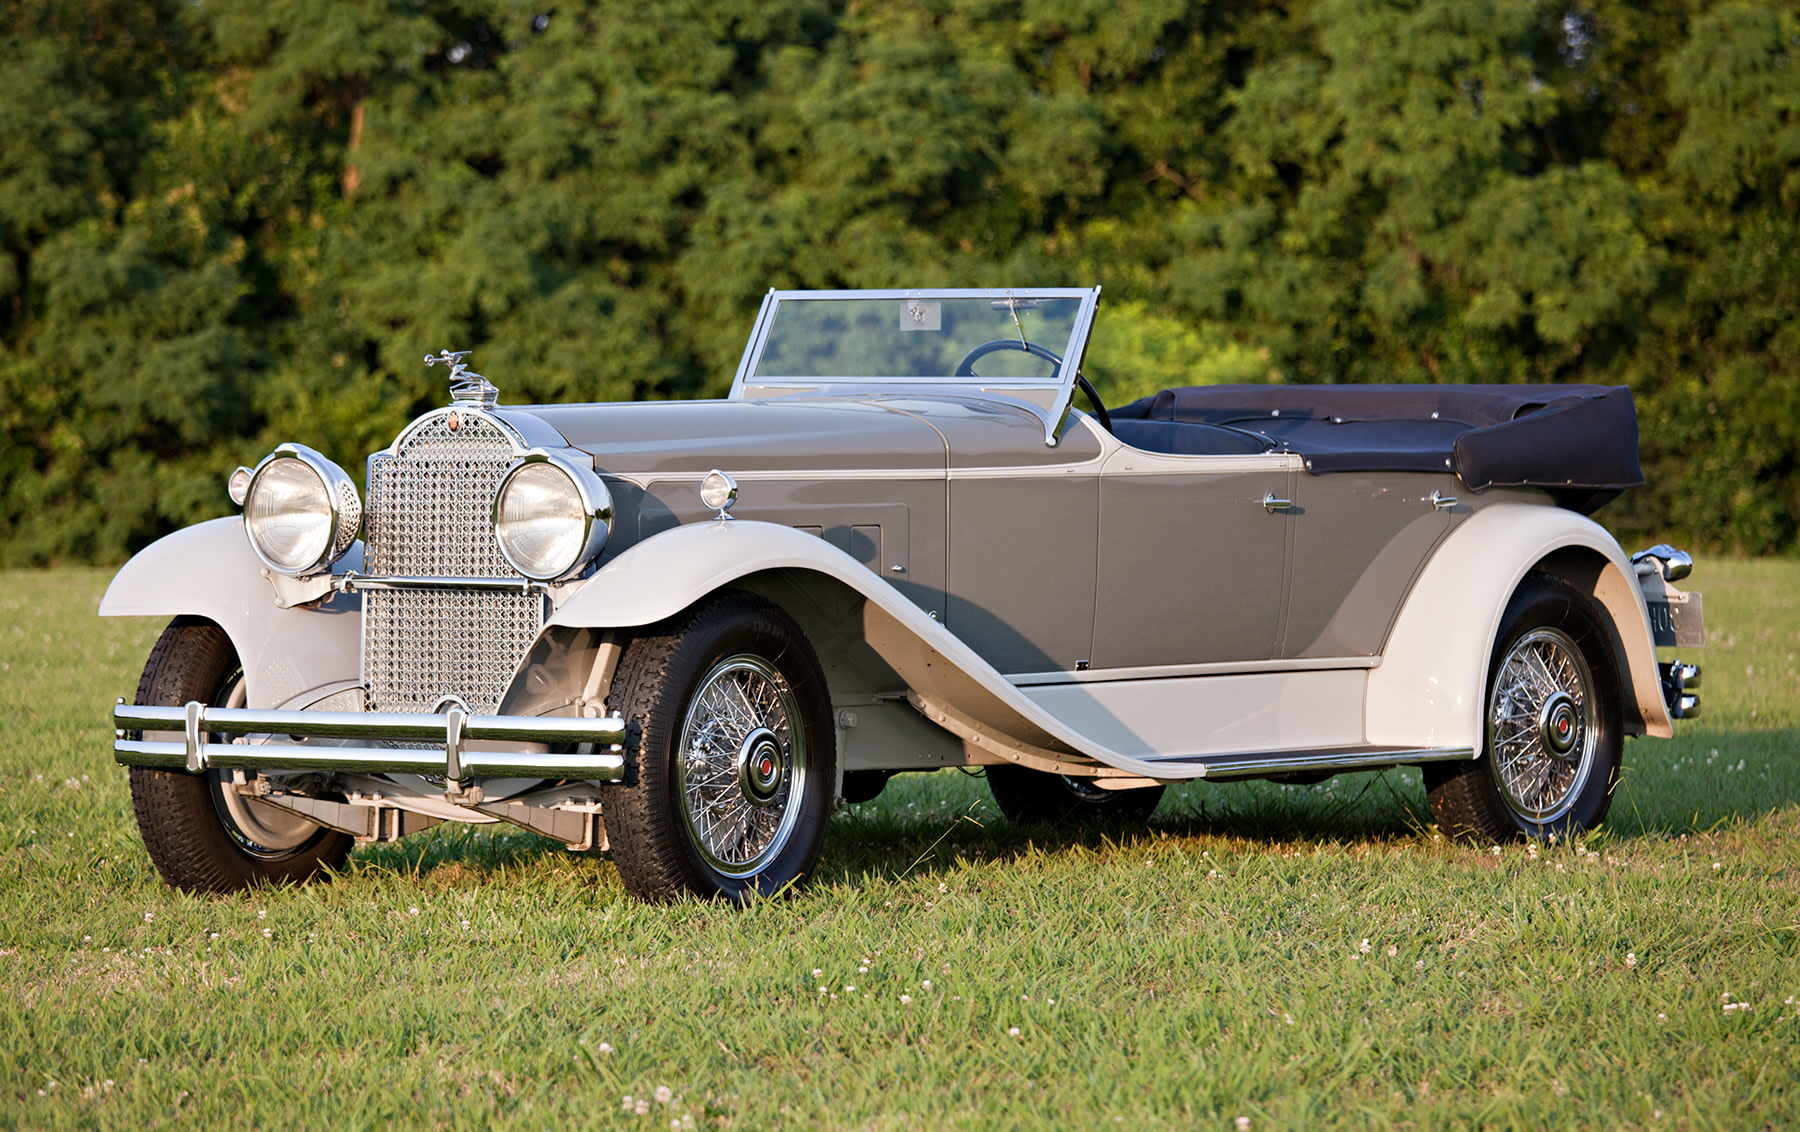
(1540, 692), (1580, 759)
(738, 726), (786, 804)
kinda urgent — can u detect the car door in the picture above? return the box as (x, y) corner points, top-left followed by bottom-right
(1090, 448), (1297, 670)
(1281, 472), (1459, 658)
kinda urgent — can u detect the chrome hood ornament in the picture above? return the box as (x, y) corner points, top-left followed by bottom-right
(425, 349), (499, 408)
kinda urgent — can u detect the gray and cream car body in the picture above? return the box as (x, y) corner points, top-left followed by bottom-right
(104, 288), (1705, 900)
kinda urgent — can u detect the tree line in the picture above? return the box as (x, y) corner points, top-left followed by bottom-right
(2, 0), (1795, 563)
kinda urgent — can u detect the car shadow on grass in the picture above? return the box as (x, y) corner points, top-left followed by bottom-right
(329, 727), (1800, 891)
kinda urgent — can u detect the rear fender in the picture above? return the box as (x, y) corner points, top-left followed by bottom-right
(1365, 503), (1671, 753)
(99, 518), (364, 710)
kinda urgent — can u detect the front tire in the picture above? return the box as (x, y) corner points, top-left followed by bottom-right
(603, 593), (837, 902)
(128, 618), (352, 894)
(1424, 574), (1625, 843)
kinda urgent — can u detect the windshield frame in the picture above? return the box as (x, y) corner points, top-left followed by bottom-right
(728, 287), (1102, 447)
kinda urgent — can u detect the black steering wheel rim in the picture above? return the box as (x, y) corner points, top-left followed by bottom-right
(952, 337), (1065, 377)
(951, 338), (1112, 434)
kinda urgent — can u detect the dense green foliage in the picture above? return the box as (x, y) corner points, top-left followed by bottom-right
(2, 0), (1796, 563)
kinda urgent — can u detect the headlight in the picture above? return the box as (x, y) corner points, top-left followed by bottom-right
(242, 444), (362, 576)
(492, 453), (613, 581)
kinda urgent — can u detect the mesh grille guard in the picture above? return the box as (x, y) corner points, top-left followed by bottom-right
(362, 412), (543, 714)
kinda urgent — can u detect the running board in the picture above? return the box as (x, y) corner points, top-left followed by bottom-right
(1145, 745), (1475, 780)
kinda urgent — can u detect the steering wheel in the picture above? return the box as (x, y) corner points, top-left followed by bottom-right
(952, 339), (1113, 433)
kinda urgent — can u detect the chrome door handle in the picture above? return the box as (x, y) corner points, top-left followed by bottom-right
(1429, 490), (1458, 511)
(1261, 492), (1293, 513)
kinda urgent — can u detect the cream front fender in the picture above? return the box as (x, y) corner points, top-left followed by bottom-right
(99, 517), (365, 711)
(546, 520), (1186, 780)
(1365, 503), (1672, 755)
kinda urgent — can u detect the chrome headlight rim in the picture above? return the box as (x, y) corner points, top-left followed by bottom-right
(491, 450), (614, 582)
(241, 443), (362, 577)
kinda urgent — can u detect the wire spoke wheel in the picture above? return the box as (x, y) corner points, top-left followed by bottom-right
(603, 593), (836, 902)
(1488, 627), (1597, 824)
(676, 655), (808, 877)
(1424, 574), (1624, 844)
(201, 669), (330, 860)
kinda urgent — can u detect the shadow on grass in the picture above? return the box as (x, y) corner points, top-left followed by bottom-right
(324, 726), (1800, 890)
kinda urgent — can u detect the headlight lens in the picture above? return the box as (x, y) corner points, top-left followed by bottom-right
(242, 445), (361, 575)
(493, 455), (612, 581)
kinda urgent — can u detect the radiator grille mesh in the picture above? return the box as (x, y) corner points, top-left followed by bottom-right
(362, 411), (542, 715)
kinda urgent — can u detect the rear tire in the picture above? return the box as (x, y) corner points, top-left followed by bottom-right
(128, 618), (352, 894)
(1424, 575), (1624, 843)
(603, 593), (836, 902)
(986, 765), (1165, 826)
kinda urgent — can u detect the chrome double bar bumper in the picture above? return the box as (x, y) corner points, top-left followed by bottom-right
(112, 701), (627, 782)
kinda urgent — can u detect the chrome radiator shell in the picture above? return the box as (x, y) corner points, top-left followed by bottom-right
(362, 410), (541, 714)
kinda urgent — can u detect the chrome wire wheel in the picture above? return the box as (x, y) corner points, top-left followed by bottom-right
(675, 654), (808, 878)
(204, 670), (329, 860)
(1487, 626), (1598, 825)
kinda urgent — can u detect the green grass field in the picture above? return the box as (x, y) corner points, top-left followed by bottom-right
(3, 562), (1797, 1129)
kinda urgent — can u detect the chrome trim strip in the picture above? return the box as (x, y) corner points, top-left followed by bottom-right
(116, 703), (625, 745)
(1007, 656), (1382, 687)
(113, 701), (627, 781)
(331, 574), (546, 595)
(1144, 745), (1474, 778)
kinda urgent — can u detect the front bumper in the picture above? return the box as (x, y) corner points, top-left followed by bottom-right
(112, 701), (627, 782)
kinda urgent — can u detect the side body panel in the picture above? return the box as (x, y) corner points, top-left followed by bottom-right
(98, 518), (363, 711)
(1091, 448), (1297, 667)
(1365, 502), (1672, 751)
(1283, 472), (1458, 657)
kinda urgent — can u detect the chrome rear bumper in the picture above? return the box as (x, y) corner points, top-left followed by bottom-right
(112, 700), (627, 782)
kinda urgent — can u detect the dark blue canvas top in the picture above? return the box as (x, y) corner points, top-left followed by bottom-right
(1110, 384), (1643, 514)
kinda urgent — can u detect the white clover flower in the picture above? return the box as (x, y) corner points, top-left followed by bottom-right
(1008, 1027), (1022, 1038)
(811, 968), (823, 978)
(635, 1099), (651, 1116)
(143, 912), (153, 922)
(858, 966), (869, 974)
(1386, 945), (1398, 957)
(1237, 1117), (1251, 1131)
(1625, 953), (1638, 968)
(844, 985), (855, 993)
(598, 1042), (614, 1055)
(922, 980), (932, 990)
(654, 1085), (672, 1104)
(938, 882), (948, 894)
(900, 995), (913, 1005)
(1358, 939), (1371, 954)
(622, 1095), (634, 1111)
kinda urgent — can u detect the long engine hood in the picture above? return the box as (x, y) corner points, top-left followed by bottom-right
(517, 398), (947, 476)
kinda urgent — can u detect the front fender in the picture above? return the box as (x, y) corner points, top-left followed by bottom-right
(1364, 503), (1672, 754)
(99, 517), (364, 711)
(548, 520), (1189, 779)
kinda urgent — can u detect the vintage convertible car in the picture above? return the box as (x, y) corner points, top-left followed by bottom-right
(104, 288), (1706, 901)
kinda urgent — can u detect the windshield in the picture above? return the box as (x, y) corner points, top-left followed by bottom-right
(750, 295), (1085, 382)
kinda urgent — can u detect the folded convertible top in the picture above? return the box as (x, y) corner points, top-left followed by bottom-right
(1111, 383), (1643, 514)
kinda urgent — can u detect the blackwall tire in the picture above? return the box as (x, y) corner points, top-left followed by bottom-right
(986, 764), (1165, 826)
(603, 593), (836, 902)
(1424, 574), (1625, 844)
(128, 618), (352, 894)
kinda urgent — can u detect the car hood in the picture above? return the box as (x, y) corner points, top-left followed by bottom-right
(516, 398), (947, 476)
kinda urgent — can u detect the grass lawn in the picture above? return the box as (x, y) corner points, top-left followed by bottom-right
(2, 560), (1797, 1129)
